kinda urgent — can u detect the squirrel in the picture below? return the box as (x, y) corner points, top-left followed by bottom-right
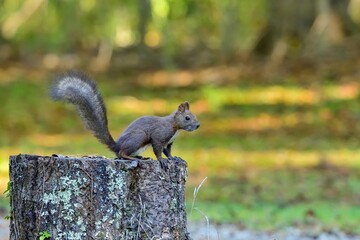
(50, 71), (200, 166)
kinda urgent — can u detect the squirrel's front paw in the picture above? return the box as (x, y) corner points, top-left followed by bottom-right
(159, 159), (169, 170)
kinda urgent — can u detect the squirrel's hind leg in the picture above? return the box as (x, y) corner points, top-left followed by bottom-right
(117, 130), (150, 160)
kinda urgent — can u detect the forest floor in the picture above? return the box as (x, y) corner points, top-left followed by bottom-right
(0, 219), (359, 240)
(188, 222), (360, 240)
(0, 218), (8, 240)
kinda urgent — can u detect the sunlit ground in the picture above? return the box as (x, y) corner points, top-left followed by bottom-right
(1, 69), (360, 233)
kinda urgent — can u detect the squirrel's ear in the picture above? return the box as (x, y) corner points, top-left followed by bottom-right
(183, 101), (190, 110)
(178, 102), (189, 112)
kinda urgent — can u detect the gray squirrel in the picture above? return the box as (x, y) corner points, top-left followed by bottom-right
(51, 71), (200, 165)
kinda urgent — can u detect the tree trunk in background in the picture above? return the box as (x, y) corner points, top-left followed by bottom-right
(329, 0), (359, 34)
(305, 0), (346, 55)
(252, 0), (316, 62)
(252, 0), (358, 61)
(9, 154), (190, 240)
(137, 0), (151, 49)
(220, 0), (241, 60)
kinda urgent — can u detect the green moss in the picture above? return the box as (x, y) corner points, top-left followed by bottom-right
(92, 163), (129, 236)
(42, 175), (88, 238)
(170, 198), (177, 210)
(106, 164), (127, 201)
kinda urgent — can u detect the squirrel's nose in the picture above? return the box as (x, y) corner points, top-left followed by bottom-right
(196, 123), (200, 129)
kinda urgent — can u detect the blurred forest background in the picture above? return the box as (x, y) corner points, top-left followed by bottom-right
(1, 0), (360, 236)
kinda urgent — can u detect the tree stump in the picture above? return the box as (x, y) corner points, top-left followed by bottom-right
(9, 154), (191, 240)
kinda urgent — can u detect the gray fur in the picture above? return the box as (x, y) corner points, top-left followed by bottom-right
(51, 71), (117, 152)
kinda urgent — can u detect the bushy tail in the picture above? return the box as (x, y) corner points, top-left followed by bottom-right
(51, 71), (119, 154)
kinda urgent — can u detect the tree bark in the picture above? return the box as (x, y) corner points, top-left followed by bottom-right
(9, 154), (190, 240)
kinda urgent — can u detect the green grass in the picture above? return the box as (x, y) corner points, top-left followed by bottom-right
(185, 165), (360, 233)
(187, 201), (360, 233)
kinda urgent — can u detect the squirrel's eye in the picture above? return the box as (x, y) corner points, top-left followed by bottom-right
(185, 116), (190, 121)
